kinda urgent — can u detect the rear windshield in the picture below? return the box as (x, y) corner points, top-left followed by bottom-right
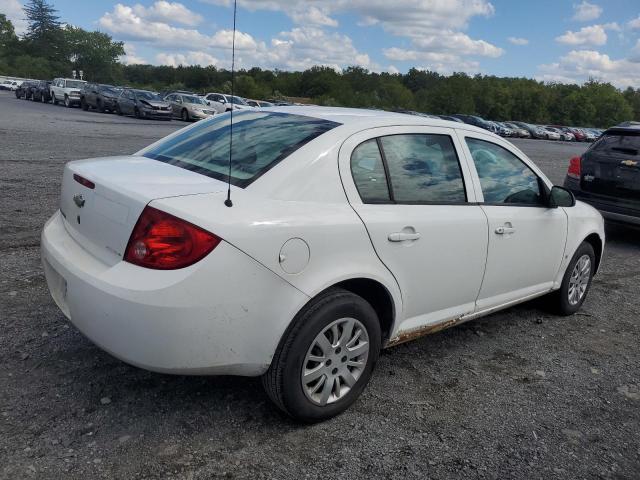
(142, 111), (341, 187)
(593, 132), (640, 153)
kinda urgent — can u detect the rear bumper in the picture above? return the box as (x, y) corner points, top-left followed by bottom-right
(565, 178), (640, 225)
(41, 211), (309, 375)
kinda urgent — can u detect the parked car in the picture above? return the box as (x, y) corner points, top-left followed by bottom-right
(16, 80), (36, 99)
(32, 80), (52, 103)
(503, 122), (531, 138)
(436, 115), (464, 123)
(245, 99), (274, 108)
(564, 124), (640, 226)
(566, 127), (587, 142)
(450, 114), (494, 133)
(490, 121), (514, 137)
(204, 93), (254, 113)
(81, 83), (121, 113)
(41, 107), (604, 422)
(549, 126), (577, 142)
(510, 121), (547, 139)
(1, 80), (21, 91)
(51, 78), (87, 107)
(542, 127), (561, 141)
(164, 92), (215, 121)
(115, 89), (172, 120)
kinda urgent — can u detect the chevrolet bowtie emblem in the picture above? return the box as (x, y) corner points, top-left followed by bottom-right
(621, 159), (638, 167)
(73, 194), (85, 208)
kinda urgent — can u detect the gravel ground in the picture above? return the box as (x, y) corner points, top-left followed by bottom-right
(1, 91), (639, 479)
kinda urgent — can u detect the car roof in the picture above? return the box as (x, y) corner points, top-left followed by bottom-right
(263, 106), (495, 136)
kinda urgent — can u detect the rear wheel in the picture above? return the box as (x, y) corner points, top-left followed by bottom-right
(262, 288), (381, 423)
(115, 104), (122, 116)
(549, 242), (595, 316)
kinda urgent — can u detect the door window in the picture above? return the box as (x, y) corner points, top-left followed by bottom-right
(466, 137), (543, 205)
(351, 139), (391, 203)
(380, 134), (467, 203)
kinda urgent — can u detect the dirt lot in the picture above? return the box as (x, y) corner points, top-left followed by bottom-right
(1, 91), (639, 479)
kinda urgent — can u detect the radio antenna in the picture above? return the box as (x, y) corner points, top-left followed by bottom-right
(224, 0), (237, 208)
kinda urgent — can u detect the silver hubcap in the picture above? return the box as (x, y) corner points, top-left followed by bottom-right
(568, 254), (591, 305)
(302, 318), (369, 406)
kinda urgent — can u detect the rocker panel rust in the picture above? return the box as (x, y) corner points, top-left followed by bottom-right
(385, 315), (466, 347)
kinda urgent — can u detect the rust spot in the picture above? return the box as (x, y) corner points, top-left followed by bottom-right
(386, 316), (464, 347)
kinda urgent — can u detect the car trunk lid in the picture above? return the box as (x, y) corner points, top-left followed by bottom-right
(581, 130), (640, 202)
(59, 156), (226, 265)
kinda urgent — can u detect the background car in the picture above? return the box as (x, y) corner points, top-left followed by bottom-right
(32, 80), (52, 103)
(436, 115), (464, 123)
(564, 124), (640, 226)
(81, 83), (121, 113)
(165, 92), (215, 121)
(542, 127), (562, 141)
(503, 122), (531, 138)
(50, 78), (87, 107)
(450, 114), (494, 132)
(510, 121), (547, 139)
(116, 88), (172, 120)
(204, 93), (254, 113)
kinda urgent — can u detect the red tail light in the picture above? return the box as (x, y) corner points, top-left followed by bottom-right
(567, 156), (581, 179)
(73, 173), (95, 189)
(124, 206), (221, 270)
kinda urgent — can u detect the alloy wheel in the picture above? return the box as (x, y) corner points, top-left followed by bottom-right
(568, 254), (591, 306)
(301, 317), (369, 406)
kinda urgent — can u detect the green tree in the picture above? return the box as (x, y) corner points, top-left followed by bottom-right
(63, 26), (125, 82)
(0, 14), (18, 51)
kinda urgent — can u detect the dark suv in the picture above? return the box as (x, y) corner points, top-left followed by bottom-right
(564, 125), (640, 226)
(81, 83), (121, 113)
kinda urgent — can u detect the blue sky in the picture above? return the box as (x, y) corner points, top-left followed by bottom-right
(2, 0), (640, 87)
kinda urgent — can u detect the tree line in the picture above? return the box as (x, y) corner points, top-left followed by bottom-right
(1, 1), (639, 128)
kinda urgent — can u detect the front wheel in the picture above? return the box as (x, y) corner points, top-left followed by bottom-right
(115, 104), (123, 116)
(52, 93), (58, 105)
(262, 289), (381, 423)
(550, 242), (595, 316)
(181, 109), (189, 122)
(64, 95), (71, 108)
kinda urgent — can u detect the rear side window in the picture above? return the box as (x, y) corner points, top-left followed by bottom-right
(380, 134), (467, 203)
(142, 112), (340, 187)
(466, 137), (542, 205)
(592, 133), (640, 154)
(351, 139), (391, 203)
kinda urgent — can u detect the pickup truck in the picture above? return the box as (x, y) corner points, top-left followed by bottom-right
(50, 78), (87, 108)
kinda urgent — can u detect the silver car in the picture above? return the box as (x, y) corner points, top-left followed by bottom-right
(164, 93), (216, 121)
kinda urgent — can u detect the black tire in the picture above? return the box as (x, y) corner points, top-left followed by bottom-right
(81, 98), (89, 111)
(134, 107), (140, 118)
(41, 93), (47, 103)
(52, 93), (58, 105)
(64, 95), (71, 108)
(262, 288), (381, 423)
(115, 104), (123, 116)
(97, 100), (104, 113)
(181, 109), (189, 122)
(549, 242), (596, 316)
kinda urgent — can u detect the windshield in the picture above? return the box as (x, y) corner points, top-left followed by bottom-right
(135, 91), (162, 101)
(65, 80), (85, 89)
(141, 112), (340, 187)
(100, 86), (120, 96)
(182, 95), (206, 105)
(229, 96), (248, 105)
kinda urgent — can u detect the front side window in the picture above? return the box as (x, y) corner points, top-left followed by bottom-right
(466, 137), (542, 205)
(380, 134), (467, 203)
(351, 139), (391, 203)
(142, 112), (340, 187)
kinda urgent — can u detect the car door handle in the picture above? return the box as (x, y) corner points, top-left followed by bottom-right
(495, 226), (516, 235)
(388, 232), (421, 242)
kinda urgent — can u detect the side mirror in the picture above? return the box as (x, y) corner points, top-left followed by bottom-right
(548, 186), (576, 208)
(206, 101), (211, 106)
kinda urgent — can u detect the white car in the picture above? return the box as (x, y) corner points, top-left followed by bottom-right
(50, 78), (87, 107)
(204, 92), (255, 113)
(542, 127), (562, 141)
(41, 107), (604, 422)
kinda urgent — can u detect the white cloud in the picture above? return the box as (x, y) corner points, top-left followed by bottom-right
(157, 51), (219, 66)
(132, 1), (203, 26)
(1, 0), (28, 35)
(628, 16), (640, 29)
(508, 36), (529, 46)
(387, 65), (399, 74)
(538, 49), (640, 88)
(556, 25), (607, 46)
(290, 6), (338, 27)
(571, 1), (602, 22)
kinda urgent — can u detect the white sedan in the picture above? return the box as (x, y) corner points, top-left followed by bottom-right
(41, 107), (605, 422)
